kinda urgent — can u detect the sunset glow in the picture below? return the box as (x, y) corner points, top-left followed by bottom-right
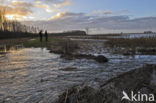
(5, 14), (22, 20)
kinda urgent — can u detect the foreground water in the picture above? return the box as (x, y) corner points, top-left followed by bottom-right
(0, 46), (156, 102)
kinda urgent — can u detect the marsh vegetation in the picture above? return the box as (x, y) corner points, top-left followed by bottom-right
(105, 37), (156, 55)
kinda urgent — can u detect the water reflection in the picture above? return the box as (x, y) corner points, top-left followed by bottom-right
(0, 44), (24, 55)
(0, 47), (156, 103)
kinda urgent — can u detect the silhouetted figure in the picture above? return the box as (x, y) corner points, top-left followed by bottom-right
(39, 30), (43, 42)
(45, 30), (48, 42)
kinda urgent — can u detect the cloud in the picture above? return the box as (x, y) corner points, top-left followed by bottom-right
(34, 0), (71, 7)
(34, 4), (56, 12)
(0, 1), (35, 20)
(35, 0), (69, 4)
(11, 1), (33, 8)
(94, 10), (130, 16)
(23, 12), (156, 33)
(0, 0), (71, 20)
(0, 1), (34, 16)
(0, 5), (33, 16)
(51, 12), (84, 19)
(34, 0), (71, 12)
(53, 0), (71, 8)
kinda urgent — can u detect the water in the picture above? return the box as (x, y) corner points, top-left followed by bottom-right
(0, 45), (156, 102)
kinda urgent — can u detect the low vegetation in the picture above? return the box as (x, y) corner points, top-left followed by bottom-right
(105, 37), (156, 48)
(24, 37), (79, 54)
(105, 37), (156, 55)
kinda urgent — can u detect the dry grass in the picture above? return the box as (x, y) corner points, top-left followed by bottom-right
(105, 37), (156, 55)
(105, 37), (156, 48)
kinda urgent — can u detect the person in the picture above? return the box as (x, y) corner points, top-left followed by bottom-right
(39, 30), (43, 42)
(45, 30), (48, 42)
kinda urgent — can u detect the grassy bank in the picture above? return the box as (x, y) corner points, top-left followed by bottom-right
(24, 37), (79, 54)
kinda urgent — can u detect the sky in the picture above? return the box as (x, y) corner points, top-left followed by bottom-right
(1, 0), (156, 34)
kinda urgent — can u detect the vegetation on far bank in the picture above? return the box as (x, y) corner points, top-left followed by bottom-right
(105, 37), (156, 55)
(105, 37), (156, 48)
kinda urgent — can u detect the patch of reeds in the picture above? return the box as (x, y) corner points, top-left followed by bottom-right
(105, 37), (156, 55)
(48, 37), (79, 54)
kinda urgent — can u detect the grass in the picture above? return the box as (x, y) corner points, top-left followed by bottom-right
(24, 36), (79, 54)
(23, 38), (48, 48)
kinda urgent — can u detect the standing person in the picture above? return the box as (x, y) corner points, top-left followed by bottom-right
(39, 30), (43, 42)
(45, 30), (48, 42)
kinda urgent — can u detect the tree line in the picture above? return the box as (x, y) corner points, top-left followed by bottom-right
(0, 9), (39, 39)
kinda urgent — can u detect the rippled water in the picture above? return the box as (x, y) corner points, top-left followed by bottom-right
(0, 44), (156, 102)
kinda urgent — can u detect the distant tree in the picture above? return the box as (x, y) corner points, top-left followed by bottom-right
(85, 27), (89, 35)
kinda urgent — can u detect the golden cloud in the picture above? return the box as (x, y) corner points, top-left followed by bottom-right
(0, 1), (34, 16)
(0, 5), (32, 16)
(51, 12), (66, 19)
(0, 0), (72, 20)
(11, 1), (33, 7)
(51, 12), (83, 20)
(34, 4), (56, 12)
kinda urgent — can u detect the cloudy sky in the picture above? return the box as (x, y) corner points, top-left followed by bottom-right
(1, 0), (156, 34)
